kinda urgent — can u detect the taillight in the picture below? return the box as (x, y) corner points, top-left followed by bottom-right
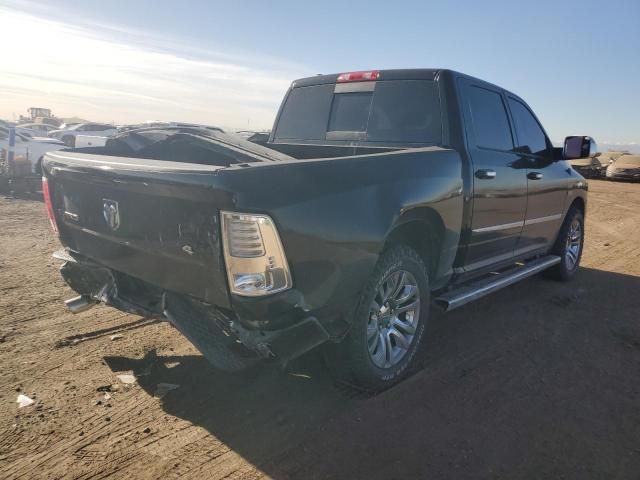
(42, 176), (58, 234)
(336, 70), (380, 82)
(221, 211), (291, 296)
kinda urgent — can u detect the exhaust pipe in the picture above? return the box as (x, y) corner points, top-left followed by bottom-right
(65, 295), (96, 314)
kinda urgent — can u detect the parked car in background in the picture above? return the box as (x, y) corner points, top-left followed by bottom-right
(17, 122), (58, 136)
(75, 124), (228, 149)
(1, 126), (65, 177)
(74, 135), (109, 148)
(606, 154), (640, 181)
(118, 122), (224, 134)
(600, 150), (630, 166)
(49, 123), (118, 147)
(235, 130), (271, 146)
(43, 69), (592, 391)
(569, 154), (607, 178)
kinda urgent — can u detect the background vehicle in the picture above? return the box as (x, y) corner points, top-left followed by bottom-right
(43, 69), (591, 390)
(235, 130), (271, 146)
(17, 122), (58, 136)
(49, 123), (118, 147)
(569, 153), (607, 178)
(1, 126), (65, 176)
(76, 124), (225, 148)
(74, 135), (109, 148)
(118, 122), (224, 133)
(606, 154), (640, 181)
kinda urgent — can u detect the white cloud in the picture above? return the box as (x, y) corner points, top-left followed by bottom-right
(0, 6), (309, 129)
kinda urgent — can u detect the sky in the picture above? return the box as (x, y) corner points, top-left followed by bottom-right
(0, 0), (639, 147)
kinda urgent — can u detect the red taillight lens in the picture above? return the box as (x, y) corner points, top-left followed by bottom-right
(336, 70), (380, 83)
(42, 176), (58, 234)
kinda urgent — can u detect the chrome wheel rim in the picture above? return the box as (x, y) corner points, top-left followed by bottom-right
(565, 219), (582, 270)
(367, 270), (420, 369)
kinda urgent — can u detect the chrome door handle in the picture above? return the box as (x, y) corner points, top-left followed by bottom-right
(527, 172), (543, 180)
(475, 169), (497, 179)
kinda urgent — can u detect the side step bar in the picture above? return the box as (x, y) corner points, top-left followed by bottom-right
(434, 255), (561, 312)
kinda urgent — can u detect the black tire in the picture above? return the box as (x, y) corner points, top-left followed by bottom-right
(544, 207), (584, 281)
(328, 245), (430, 392)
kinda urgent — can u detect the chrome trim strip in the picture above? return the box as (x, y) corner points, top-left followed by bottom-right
(472, 213), (562, 233)
(524, 214), (562, 226)
(472, 221), (524, 233)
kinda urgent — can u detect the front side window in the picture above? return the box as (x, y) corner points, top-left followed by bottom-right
(467, 86), (513, 151)
(508, 98), (549, 156)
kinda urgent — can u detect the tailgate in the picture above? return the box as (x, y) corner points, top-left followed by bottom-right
(44, 151), (233, 308)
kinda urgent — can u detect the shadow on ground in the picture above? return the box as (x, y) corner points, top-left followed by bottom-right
(104, 267), (640, 479)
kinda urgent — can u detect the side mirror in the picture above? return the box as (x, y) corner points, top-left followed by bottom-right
(564, 136), (598, 160)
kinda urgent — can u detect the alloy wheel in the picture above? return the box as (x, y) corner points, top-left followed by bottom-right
(565, 218), (582, 270)
(367, 270), (420, 369)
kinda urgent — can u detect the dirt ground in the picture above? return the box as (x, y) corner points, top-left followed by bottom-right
(0, 179), (639, 479)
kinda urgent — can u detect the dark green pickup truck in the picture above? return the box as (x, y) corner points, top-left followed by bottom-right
(43, 69), (593, 390)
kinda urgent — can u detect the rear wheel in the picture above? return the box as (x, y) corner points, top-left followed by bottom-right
(329, 245), (429, 391)
(544, 207), (584, 281)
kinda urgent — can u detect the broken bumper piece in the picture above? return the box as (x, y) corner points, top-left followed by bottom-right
(55, 249), (330, 371)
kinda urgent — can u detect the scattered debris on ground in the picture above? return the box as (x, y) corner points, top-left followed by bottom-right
(16, 394), (34, 408)
(116, 374), (136, 385)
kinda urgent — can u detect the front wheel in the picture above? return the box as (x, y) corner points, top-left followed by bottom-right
(544, 207), (584, 281)
(329, 245), (430, 391)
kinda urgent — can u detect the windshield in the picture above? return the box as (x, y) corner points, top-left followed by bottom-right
(274, 79), (442, 145)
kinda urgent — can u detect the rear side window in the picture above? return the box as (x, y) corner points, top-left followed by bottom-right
(508, 98), (548, 156)
(368, 80), (441, 143)
(274, 80), (441, 145)
(468, 86), (513, 151)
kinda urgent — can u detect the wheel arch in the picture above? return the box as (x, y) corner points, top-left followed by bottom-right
(569, 196), (585, 215)
(35, 155), (44, 175)
(383, 207), (446, 284)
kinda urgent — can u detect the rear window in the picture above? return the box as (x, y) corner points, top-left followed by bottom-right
(274, 84), (334, 141)
(274, 80), (441, 145)
(328, 93), (370, 132)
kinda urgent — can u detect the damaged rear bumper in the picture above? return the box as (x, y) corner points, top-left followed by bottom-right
(55, 249), (330, 371)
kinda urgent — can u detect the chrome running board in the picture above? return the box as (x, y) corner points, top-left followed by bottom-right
(434, 255), (561, 312)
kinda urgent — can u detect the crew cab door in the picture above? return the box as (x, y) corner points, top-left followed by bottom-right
(458, 79), (527, 271)
(506, 96), (567, 254)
